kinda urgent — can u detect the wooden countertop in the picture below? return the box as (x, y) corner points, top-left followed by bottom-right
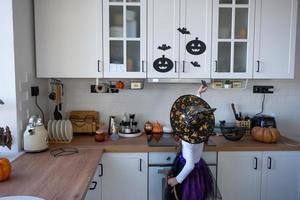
(1, 133), (299, 200)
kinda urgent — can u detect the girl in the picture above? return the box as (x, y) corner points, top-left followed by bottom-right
(167, 84), (221, 200)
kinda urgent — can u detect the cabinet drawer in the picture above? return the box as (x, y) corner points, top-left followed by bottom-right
(149, 152), (177, 165)
(202, 152), (217, 165)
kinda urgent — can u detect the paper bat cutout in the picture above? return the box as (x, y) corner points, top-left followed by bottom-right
(158, 44), (171, 51)
(177, 27), (190, 34)
(191, 61), (200, 67)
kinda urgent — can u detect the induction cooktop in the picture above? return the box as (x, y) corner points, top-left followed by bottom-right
(147, 133), (216, 147)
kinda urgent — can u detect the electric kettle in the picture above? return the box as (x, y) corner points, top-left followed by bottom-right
(23, 115), (48, 152)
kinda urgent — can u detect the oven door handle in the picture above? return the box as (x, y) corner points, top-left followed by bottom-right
(157, 168), (170, 175)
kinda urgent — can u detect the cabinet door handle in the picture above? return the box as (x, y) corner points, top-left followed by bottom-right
(174, 61), (178, 73)
(142, 60), (145, 72)
(256, 60), (260, 72)
(98, 163), (103, 177)
(215, 60), (218, 72)
(182, 61), (186, 73)
(97, 60), (101, 72)
(139, 159), (142, 172)
(267, 157), (272, 169)
(253, 157), (258, 170)
(89, 181), (97, 190)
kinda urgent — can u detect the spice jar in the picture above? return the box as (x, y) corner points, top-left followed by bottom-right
(95, 129), (106, 142)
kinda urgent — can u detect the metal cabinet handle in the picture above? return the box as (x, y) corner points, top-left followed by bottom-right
(142, 60), (145, 72)
(215, 60), (218, 72)
(256, 60), (260, 72)
(98, 163), (103, 177)
(253, 157), (258, 170)
(174, 61), (178, 73)
(97, 60), (101, 72)
(89, 181), (97, 190)
(166, 156), (171, 161)
(139, 159), (142, 172)
(182, 61), (186, 73)
(267, 157), (272, 169)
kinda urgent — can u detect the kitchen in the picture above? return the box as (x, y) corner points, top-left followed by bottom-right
(0, 0), (300, 199)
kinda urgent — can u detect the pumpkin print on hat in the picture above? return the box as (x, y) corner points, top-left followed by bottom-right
(153, 55), (174, 73)
(186, 37), (206, 55)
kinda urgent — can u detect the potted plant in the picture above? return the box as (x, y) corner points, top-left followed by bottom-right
(224, 80), (232, 89)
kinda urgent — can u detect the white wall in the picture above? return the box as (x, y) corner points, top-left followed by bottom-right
(0, 0), (18, 153)
(13, 0), (49, 151)
(0, 0), (49, 153)
(60, 2), (300, 142)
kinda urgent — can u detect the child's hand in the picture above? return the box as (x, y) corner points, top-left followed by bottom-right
(168, 177), (178, 187)
(197, 85), (208, 96)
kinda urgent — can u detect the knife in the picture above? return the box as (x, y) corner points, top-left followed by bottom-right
(231, 103), (239, 120)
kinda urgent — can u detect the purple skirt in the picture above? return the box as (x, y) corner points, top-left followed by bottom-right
(165, 153), (222, 200)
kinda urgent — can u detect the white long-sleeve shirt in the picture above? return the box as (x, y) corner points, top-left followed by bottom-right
(175, 140), (204, 183)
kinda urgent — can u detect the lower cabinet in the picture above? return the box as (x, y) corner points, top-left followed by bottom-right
(101, 153), (148, 200)
(85, 163), (102, 200)
(218, 151), (300, 200)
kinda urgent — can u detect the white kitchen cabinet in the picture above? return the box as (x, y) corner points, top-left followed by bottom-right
(261, 152), (300, 200)
(218, 151), (300, 200)
(147, 0), (212, 79)
(218, 152), (262, 200)
(85, 164), (102, 200)
(34, 0), (103, 78)
(103, 0), (147, 78)
(101, 153), (147, 200)
(211, 0), (255, 79)
(253, 0), (298, 79)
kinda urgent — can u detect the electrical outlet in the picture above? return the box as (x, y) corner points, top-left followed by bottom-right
(31, 86), (39, 96)
(253, 85), (274, 94)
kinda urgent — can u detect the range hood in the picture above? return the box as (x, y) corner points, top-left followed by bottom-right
(147, 78), (211, 84)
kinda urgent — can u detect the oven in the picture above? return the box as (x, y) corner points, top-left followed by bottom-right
(148, 152), (177, 200)
(148, 152), (218, 200)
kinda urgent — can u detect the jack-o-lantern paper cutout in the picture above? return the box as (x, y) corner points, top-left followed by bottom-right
(186, 37), (206, 55)
(153, 55), (174, 73)
(191, 61), (200, 67)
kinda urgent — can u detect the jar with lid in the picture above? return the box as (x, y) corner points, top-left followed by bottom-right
(95, 128), (106, 142)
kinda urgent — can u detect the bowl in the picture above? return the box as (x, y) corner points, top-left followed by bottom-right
(218, 121), (248, 141)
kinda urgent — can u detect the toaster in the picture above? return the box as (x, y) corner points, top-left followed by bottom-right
(250, 115), (276, 128)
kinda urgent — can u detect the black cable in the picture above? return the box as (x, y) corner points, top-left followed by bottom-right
(255, 93), (265, 115)
(35, 96), (45, 124)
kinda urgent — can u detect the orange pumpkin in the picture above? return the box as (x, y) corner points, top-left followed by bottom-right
(0, 158), (12, 181)
(152, 122), (163, 134)
(115, 81), (125, 89)
(251, 127), (280, 143)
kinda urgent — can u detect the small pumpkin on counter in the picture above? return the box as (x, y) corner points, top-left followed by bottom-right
(152, 122), (163, 134)
(251, 127), (280, 143)
(0, 157), (12, 182)
(115, 81), (125, 89)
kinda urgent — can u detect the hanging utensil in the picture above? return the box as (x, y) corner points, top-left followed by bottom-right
(53, 84), (62, 120)
(231, 103), (239, 120)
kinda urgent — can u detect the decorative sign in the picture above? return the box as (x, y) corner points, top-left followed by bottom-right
(186, 37), (206, 55)
(153, 55), (174, 73)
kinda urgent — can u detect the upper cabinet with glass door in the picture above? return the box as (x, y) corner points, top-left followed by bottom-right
(212, 0), (255, 79)
(103, 0), (147, 78)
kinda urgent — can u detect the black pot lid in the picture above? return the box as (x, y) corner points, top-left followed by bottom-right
(170, 95), (215, 144)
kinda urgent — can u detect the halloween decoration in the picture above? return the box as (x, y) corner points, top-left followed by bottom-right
(177, 27), (190, 34)
(191, 61), (200, 67)
(170, 95), (216, 144)
(115, 81), (125, 89)
(251, 127), (280, 143)
(158, 44), (171, 51)
(144, 121), (153, 135)
(152, 122), (163, 134)
(0, 157), (12, 182)
(186, 37), (206, 55)
(153, 55), (174, 73)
